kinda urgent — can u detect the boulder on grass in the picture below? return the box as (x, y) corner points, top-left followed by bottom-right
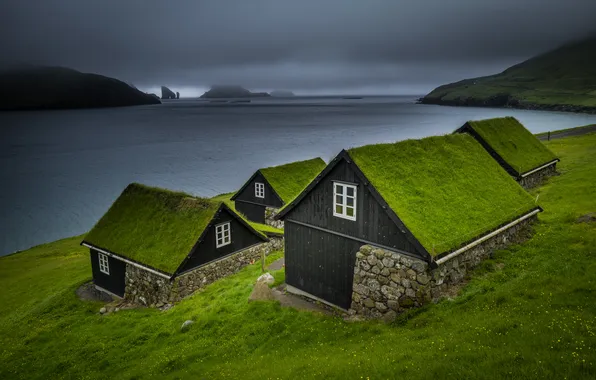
(257, 272), (275, 285)
(249, 281), (274, 302)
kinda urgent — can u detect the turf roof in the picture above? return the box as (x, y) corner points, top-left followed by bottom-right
(465, 117), (558, 175)
(259, 157), (326, 204)
(210, 192), (284, 235)
(347, 134), (537, 255)
(84, 183), (260, 274)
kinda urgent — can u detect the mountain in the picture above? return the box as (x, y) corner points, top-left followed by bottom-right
(160, 86), (176, 99)
(420, 37), (596, 113)
(269, 90), (295, 97)
(0, 66), (161, 111)
(199, 85), (271, 99)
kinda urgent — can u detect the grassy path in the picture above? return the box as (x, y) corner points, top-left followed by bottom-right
(0, 132), (595, 379)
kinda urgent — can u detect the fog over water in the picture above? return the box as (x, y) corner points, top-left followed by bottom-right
(2, 96), (596, 256)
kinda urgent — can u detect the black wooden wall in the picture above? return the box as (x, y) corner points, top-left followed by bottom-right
(285, 159), (420, 254)
(235, 201), (266, 224)
(285, 221), (361, 309)
(179, 208), (265, 273)
(90, 249), (126, 297)
(233, 171), (283, 208)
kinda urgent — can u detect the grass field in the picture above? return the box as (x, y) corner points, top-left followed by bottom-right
(1, 132), (595, 379)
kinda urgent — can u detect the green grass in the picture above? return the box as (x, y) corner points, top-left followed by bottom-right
(211, 192), (283, 235)
(85, 183), (222, 273)
(348, 134), (537, 254)
(1, 132), (596, 379)
(535, 124), (596, 138)
(422, 37), (596, 110)
(466, 117), (558, 175)
(258, 157), (326, 203)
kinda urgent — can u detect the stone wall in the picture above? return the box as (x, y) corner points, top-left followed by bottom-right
(265, 206), (284, 229)
(350, 215), (537, 321)
(123, 237), (283, 307)
(518, 163), (557, 189)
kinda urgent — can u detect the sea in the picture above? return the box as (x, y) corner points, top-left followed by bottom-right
(1, 95), (595, 256)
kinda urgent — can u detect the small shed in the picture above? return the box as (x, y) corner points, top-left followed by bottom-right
(455, 117), (559, 188)
(81, 183), (270, 305)
(231, 158), (326, 227)
(276, 134), (541, 312)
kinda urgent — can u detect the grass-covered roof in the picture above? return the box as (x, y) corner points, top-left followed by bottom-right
(348, 134), (537, 255)
(465, 117), (558, 175)
(84, 183), (223, 274)
(259, 158), (326, 204)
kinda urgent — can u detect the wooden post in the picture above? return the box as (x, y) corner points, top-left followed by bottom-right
(261, 249), (266, 273)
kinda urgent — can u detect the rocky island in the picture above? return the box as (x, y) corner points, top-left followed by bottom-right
(199, 85), (271, 99)
(160, 86), (177, 99)
(419, 37), (596, 114)
(0, 66), (161, 111)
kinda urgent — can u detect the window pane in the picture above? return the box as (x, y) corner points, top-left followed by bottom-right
(335, 184), (343, 194)
(347, 197), (354, 206)
(346, 187), (354, 196)
(347, 207), (354, 217)
(335, 194), (343, 204)
(335, 205), (343, 214)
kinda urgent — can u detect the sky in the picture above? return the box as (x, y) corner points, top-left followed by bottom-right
(1, 0), (595, 96)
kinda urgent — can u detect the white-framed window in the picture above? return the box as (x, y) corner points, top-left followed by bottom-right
(216, 222), (231, 248)
(98, 253), (110, 275)
(333, 182), (357, 221)
(255, 182), (265, 198)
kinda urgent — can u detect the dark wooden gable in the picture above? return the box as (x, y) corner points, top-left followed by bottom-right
(231, 170), (284, 208)
(455, 123), (520, 178)
(175, 205), (268, 274)
(281, 152), (430, 260)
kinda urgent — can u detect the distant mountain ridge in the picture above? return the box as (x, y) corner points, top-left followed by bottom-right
(0, 66), (161, 111)
(200, 85), (271, 99)
(420, 37), (596, 113)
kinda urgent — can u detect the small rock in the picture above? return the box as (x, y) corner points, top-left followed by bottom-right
(382, 310), (397, 323)
(577, 213), (596, 223)
(381, 268), (390, 276)
(363, 298), (375, 308)
(417, 273), (431, 285)
(156, 302), (164, 308)
(387, 300), (400, 311)
(99, 307), (107, 314)
(256, 273), (275, 285)
(375, 302), (388, 312)
(373, 249), (385, 259)
(248, 281), (274, 302)
(181, 320), (194, 331)
(411, 261), (427, 273)
(367, 255), (378, 266)
(114, 307), (120, 312)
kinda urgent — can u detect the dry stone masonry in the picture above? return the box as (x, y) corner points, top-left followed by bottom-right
(265, 206), (284, 229)
(518, 163), (557, 189)
(350, 215), (537, 321)
(124, 237), (283, 307)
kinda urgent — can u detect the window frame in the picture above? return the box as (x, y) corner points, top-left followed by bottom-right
(255, 182), (265, 198)
(333, 181), (357, 221)
(98, 252), (110, 275)
(215, 222), (232, 248)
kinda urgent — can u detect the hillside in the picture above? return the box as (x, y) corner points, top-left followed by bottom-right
(0, 131), (595, 378)
(200, 85), (271, 99)
(0, 66), (161, 111)
(420, 37), (596, 113)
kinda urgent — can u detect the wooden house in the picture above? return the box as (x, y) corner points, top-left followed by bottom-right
(455, 117), (559, 188)
(81, 183), (269, 304)
(231, 158), (326, 226)
(275, 134), (541, 310)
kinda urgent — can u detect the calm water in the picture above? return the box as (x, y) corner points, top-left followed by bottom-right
(2, 96), (595, 256)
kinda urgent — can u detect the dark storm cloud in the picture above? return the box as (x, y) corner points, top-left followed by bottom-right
(1, 0), (595, 93)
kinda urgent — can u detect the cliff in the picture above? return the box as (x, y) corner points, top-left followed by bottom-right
(0, 66), (161, 111)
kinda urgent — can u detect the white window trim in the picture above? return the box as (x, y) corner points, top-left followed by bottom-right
(255, 182), (265, 198)
(216, 222), (231, 248)
(333, 182), (357, 221)
(98, 252), (110, 275)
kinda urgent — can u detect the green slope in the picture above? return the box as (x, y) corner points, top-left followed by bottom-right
(1, 131), (595, 379)
(421, 37), (596, 112)
(465, 117), (558, 175)
(258, 158), (326, 204)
